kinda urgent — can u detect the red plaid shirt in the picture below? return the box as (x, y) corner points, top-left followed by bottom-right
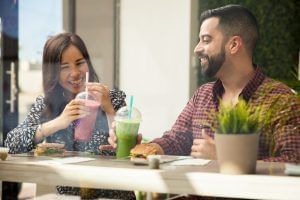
(152, 67), (300, 163)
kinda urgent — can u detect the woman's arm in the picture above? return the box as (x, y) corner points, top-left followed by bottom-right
(5, 96), (90, 153)
(35, 98), (90, 142)
(4, 96), (45, 153)
(107, 89), (126, 129)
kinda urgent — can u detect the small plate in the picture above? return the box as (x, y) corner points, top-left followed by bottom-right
(131, 157), (148, 165)
(131, 155), (191, 165)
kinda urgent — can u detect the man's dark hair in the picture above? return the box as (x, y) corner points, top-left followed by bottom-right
(200, 4), (259, 56)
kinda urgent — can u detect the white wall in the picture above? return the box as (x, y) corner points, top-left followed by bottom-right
(76, 0), (115, 88)
(119, 0), (193, 140)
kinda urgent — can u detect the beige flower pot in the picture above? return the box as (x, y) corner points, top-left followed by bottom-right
(215, 133), (259, 174)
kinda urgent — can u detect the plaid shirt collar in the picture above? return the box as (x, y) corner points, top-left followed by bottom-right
(212, 66), (266, 108)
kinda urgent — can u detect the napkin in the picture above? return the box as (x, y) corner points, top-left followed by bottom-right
(170, 158), (211, 166)
(146, 155), (211, 166)
(285, 163), (300, 176)
(36, 157), (95, 165)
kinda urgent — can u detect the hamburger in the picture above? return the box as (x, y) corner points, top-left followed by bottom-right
(130, 143), (158, 160)
(34, 142), (65, 156)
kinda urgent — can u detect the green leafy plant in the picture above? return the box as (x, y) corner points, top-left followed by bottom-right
(200, 81), (299, 159)
(216, 99), (263, 134)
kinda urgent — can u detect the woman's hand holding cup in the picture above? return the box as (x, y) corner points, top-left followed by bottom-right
(86, 82), (115, 115)
(56, 99), (90, 130)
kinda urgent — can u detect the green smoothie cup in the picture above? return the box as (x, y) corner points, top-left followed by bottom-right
(115, 106), (142, 159)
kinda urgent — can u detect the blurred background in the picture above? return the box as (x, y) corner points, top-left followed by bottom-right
(0, 0), (299, 198)
(1, 0), (299, 142)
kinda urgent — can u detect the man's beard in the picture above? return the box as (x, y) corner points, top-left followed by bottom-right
(201, 47), (225, 78)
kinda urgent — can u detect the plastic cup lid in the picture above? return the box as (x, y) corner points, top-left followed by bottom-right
(75, 91), (95, 101)
(115, 106), (142, 122)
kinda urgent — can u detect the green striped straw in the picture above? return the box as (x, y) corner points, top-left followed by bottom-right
(128, 95), (134, 119)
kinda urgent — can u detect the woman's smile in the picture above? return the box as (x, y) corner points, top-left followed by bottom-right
(68, 77), (84, 88)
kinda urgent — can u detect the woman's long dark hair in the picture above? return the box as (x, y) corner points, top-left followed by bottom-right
(41, 33), (99, 122)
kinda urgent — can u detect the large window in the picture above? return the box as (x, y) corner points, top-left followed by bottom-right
(18, 0), (63, 121)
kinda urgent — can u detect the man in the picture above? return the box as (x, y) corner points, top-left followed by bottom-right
(103, 4), (299, 162)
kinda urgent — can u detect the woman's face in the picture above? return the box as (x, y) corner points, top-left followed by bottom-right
(59, 44), (89, 95)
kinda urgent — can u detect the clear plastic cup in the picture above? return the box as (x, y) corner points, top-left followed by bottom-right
(74, 91), (100, 141)
(0, 147), (9, 161)
(115, 106), (142, 159)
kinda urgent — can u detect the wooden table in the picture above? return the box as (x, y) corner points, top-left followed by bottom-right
(0, 154), (299, 200)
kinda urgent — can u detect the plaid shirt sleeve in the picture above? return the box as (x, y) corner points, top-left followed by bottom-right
(151, 93), (197, 155)
(262, 94), (300, 163)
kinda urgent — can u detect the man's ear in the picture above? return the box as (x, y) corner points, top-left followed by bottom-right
(228, 36), (242, 54)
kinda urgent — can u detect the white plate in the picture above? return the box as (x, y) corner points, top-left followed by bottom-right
(131, 155), (191, 165)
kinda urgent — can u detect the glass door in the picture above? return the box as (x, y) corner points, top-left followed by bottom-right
(0, 0), (64, 145)
(1, 0), (64, 198)
(1, 0), (116, 198)
(0, 1), (20, 199)
(0, 16), (3, 146)
(18, 0), (64, 122)
(0, 0), (19, 147)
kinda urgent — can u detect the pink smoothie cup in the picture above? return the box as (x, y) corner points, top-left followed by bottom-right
(74, 92), (100, 141)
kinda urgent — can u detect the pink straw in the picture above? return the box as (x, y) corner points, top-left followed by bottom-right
(85, 72), (89, 100)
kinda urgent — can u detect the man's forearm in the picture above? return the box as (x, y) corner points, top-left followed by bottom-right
(149, 143), (165, 155)
(151, 131), (193, 155)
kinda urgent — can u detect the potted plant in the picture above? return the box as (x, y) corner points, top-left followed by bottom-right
(214, 99), (263, 174)
(204, 84), (299, 174)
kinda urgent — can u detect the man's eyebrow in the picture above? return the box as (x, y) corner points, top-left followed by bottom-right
(200, 34), (212, 39)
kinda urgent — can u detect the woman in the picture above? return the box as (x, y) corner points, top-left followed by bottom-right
(5, 33), (135, 199)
